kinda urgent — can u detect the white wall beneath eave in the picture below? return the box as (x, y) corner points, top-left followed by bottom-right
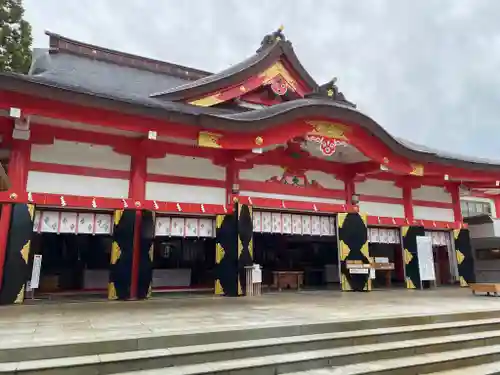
(147, 154), (225, 180)
(146, 182), (225, 205)
(356, 179), (402, 198)
(412, 185), (452, 203)
(27, 171), (130, 198)
(304, 171), (344, 189)
(239, 190), (345, 205)
(239, 165), (284, 182)
(413, 206), (454, 222)
(31, 140), (131, 170)
(358, 202), (405, 218)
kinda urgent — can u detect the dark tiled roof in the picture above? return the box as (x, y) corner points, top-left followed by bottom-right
(46, 31), (211, 80)
(32, 50), (190, 101)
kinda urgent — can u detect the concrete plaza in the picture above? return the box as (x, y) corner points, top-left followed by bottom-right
(0, 288), (499, 350)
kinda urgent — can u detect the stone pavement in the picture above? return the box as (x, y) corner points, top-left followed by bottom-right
(0, 288), (499, 349)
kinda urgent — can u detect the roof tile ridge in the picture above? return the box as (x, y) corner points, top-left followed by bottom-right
(45, 31), (212, 81)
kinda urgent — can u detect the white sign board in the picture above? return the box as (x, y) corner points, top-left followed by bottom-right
(29, 254), (43, 289)
(252, 264), (262, 284)
(416, 236), (436, 281)
(349, 268), (369, 274)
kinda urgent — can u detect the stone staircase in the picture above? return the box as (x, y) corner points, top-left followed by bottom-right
(2, 310), (500, 374)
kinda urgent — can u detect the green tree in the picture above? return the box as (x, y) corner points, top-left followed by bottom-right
(0, 0), (32, 73)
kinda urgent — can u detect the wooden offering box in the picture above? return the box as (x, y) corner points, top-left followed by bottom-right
(272, 271), (304, 291)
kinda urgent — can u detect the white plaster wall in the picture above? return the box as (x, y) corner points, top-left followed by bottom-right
(239, 165), (284, 182)
(304, 171), (344, 190)
(355, 179), (402, 198)
(413, 206), (454, 222)
(31, 140), (131, 171)
(147, 155), (225, 180)
(358, 201), (405, 218)
(240, 190), (345, 205)
(27, 171), (129, 198)
(461, 196), (496, 217)
(146, 182), (225, 205)
(412, 186), (452, 203)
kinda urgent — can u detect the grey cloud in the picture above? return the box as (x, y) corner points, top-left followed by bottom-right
(24, 0), (500, 158)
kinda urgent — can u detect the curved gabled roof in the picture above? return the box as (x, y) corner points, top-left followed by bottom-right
(151, 35), (318, 101)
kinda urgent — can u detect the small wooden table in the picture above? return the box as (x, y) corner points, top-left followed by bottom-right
(272, 271), (304, 291)
(372, 263), (395, 288)
(470, 283), (500, 296)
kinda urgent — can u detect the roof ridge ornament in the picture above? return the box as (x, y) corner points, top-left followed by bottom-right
(306, 77), (357, 108)
(257, 25), (286, 52)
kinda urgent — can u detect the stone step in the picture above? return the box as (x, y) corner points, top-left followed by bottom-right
(4, 326), (500, 374)
(427, 361), (500, 374)
(286, 345), (500, 374)
(1, 310), (499, 363)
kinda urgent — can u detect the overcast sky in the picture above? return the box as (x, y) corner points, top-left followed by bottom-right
(23, 0), (500, 159)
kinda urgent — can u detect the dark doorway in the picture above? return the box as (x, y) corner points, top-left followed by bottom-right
(369, 243), (405, 289)
(30, 233), (112, 297)
(151, 237), (215, 292)
(253, 233), (339, 289)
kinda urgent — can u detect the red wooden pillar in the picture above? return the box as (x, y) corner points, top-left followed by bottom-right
(128, 153), (146, 300)
(402, 185), (414, 223)
(494, 196), (500, 219)
(344, 174), (356, 210)
(0, 140), (31, 290)
(448, 183), (463, 224)
(225, 163), (239, 206)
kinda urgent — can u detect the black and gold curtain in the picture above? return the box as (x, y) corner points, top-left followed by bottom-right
(215, 206), (239, 296)
(238, 203), (253, 296)
(453, 228), (475, 287)
(401, 226), (425, 289)
(108, 209), (135, 300)
(0, 203), (34, 305)
(138, 210), (155, 299)
(337, 213), (370, 292)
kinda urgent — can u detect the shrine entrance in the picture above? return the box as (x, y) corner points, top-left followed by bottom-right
(29, 209), (114, 300)
(425, 231), (459, 286)
(152, 215), (216, 294)
(367, 227), (405, 289)
(252, 211), (339, 291)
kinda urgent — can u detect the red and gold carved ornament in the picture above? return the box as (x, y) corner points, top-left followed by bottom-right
(198, 131), (223, 148)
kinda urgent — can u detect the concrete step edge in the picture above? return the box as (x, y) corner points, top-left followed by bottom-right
(4, 316), (500, 366)
(6, 326), (500, 373)
(286, 344), (500, 375)
(3, 308), (500, 352)
(426, 361), (500, 375)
